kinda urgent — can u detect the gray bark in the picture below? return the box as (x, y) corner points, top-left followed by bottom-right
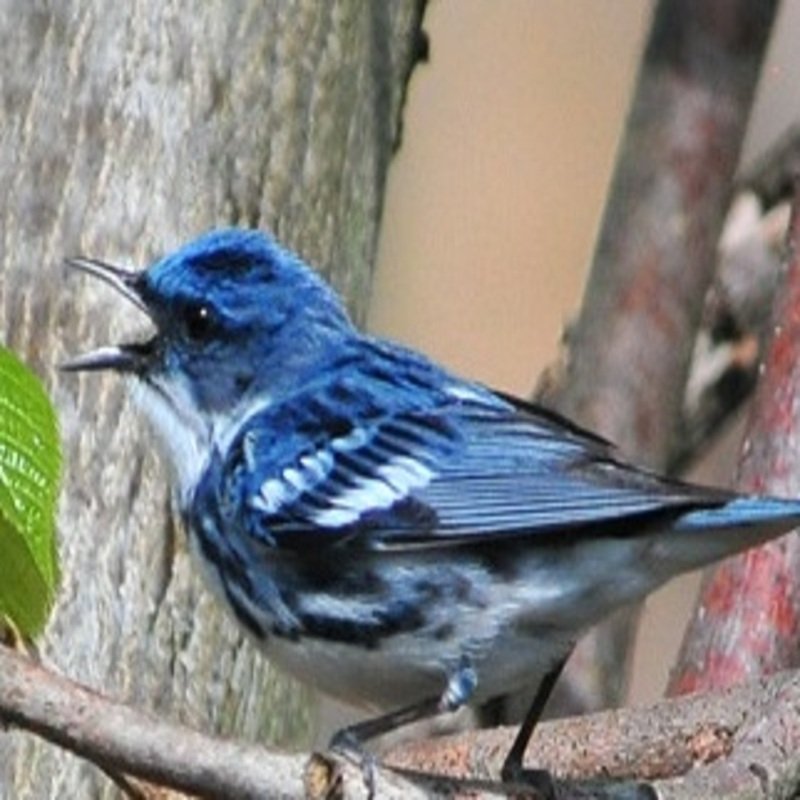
(0, 2), (425, 797)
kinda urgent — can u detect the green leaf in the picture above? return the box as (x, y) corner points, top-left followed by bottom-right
(0, 347), (61, 636)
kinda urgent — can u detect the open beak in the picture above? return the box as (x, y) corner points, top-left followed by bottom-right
(60, 257), (156, 374)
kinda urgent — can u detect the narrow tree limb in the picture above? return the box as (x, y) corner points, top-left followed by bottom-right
(543, 131), (800, 482)
(669, 178), (800, 696)
(389, 669), (800, 799)
(538, 0), (779, 717)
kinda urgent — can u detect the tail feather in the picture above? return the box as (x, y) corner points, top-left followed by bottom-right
(676, 496), (800, 533)
(652, 495), (800, 575)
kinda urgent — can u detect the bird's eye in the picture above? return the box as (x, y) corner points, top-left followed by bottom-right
(182, 303), (216, 342)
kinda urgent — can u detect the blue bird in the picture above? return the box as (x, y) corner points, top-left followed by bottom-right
(63, 228), (800, 796)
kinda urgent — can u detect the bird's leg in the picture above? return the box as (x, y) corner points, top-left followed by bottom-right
(500, 657), (567, 796)
(501, 658), (656, 800)
(329, 657), (477, 794)
(326, 697), (440, 799)
(329, 696), (443, 754)
(331, 654), (477, 752)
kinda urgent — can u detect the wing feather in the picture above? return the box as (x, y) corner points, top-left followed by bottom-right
(222, 353), (730, 551)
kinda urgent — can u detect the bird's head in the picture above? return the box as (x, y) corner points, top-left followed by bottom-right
(63, 228), (355, 497)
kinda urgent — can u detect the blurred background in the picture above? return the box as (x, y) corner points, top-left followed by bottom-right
(367, 1), (800, 706)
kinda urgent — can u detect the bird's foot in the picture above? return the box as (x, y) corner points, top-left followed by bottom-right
(328, 728), (377, 799)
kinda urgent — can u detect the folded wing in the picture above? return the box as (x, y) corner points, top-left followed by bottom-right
(225, 366), (732, 551)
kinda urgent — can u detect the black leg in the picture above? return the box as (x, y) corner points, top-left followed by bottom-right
(328, 697), (448, 800)
(500, 659), (657, 800)
(330, 655), (477, 751)
(328, 659), (478, 797)
(329, 656), (477, 754)
(501, 657), (567, 789)
(329, 696), (442, 753)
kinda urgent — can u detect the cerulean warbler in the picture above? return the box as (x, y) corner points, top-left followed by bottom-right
(64, 228), (800, 796)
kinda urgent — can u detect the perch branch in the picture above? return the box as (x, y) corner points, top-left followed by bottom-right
(0, 644), (422, 799)
(389, 669), (800, 799)
(3, 643), (800, 799)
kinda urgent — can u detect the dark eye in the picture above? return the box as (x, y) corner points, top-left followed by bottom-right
(182, 302), (217, 342)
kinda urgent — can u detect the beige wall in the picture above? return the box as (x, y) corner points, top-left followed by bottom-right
(369, 1), (651, 392)
(368, 2), (800, 707)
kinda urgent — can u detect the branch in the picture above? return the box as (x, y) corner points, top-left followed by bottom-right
(537, 0), (779, 716)
(389, 669), (800, 799)
(4, 641), (800, 799)
(551, 0), (777, 463)
(670, 177), (800, 694)
(0, 644), (423, 799)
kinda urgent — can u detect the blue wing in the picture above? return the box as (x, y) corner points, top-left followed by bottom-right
(216, 339), (738, 552)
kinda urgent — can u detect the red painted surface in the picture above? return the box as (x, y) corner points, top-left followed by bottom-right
(670, 185), (800, 695)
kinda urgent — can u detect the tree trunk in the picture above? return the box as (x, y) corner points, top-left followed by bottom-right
(0, 2), (425, 796)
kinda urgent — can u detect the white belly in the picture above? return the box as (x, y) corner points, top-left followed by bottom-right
(187, 520), (697, 713)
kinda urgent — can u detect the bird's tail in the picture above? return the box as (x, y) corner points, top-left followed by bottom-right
(677, 495), (800, 533)
(662, 495), (800, 572)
